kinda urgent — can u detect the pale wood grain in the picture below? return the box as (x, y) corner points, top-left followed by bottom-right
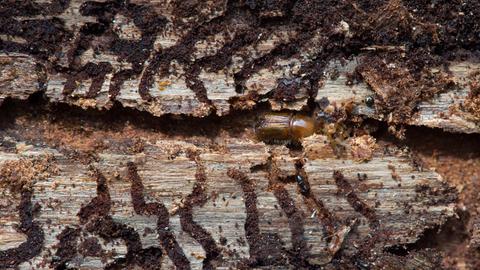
(0, 133), (456, 269)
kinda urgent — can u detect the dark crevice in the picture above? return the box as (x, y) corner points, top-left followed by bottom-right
(371, 120), (480, 158)
(0, 90), (273, 140)
(386, 210), (470, 256)
(285, 140), (304, 152)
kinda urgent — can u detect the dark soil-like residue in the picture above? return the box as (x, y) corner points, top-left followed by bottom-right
(333, 170), (379, 229)
(79, 236), (103, 258)
(272, 187), (310, 266)
(0, 190), (44, 268)
(51, 226), (80, 269)
(77, 168), (164, 270)
(177, 150), (221, 269)
(3, 0), (479, 115)
(227, 168), (287, 267)
(127, 162), (190, 269)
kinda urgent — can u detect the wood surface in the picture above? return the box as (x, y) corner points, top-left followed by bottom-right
(0, 0), (479, 133)
(0, 0), (473, 269)
(0, 132), (456, 269)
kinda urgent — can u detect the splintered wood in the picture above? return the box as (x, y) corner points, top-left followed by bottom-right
(0, 134), (455, 269)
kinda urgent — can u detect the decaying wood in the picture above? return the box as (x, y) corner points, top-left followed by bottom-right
(470, 217), (480, 249)
(0, 131), (455, 269)
(0, 0), (475, 269)
(322, 59), (480, 134)
(0, 0), (479, 133)
(2, 54), (479, 133)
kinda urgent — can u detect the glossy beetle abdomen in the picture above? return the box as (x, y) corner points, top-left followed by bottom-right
(290, 114), (315, 139)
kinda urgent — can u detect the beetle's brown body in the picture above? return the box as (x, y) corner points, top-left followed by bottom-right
(255, 113), (316, 141)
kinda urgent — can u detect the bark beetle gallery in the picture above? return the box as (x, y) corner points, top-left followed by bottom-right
(0, 0), (480, 269)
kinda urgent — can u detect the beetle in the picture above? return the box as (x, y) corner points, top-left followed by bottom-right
(365, 95), (375, 107)
(295, 174), (311, 195)
(255, 112), (316, 141)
